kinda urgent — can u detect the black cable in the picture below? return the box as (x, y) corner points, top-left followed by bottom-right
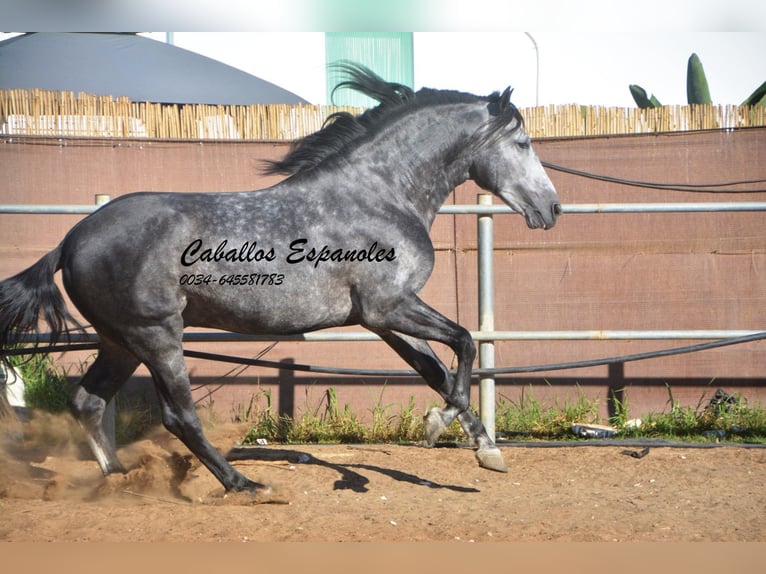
(478, 331), (766, 375)
(183, 331), (766, 377)
(494, 438), (766, 449)
(542, 161), (766, 193)
(4, 331), (764, 378)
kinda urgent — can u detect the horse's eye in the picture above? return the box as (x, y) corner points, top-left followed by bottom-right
(517, 139), (531, 150)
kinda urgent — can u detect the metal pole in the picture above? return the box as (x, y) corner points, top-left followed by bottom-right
(477, 194), (496, 440)
(524, 32), (540, 107)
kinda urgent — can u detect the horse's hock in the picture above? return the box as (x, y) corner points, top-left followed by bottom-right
(1, 128), (764, 422)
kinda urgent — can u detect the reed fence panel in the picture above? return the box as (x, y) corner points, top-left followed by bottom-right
(2, 89), (764, 140)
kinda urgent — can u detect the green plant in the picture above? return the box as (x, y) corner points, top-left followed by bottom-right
(686, 53), (712, 105)
(392, 395), (425, 442)
(235, 382), (766, 446)
(283, 386), (367, 443)
(368, 385), (397, 442)
(10, 351), (164, 444)
(496, 384), (600, 439)
(608, 387), (630, 429)
(742, 81), (766, 106)
(239, 389), (291, 443)
(629, 85), (662, 109)
(631, 384), (766, 443)
(630, 52), (764, 108)
(11, 352), (72, 412)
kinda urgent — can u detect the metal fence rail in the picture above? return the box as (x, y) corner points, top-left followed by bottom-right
(4, 201), (766, 215)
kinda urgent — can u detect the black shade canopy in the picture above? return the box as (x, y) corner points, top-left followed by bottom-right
(0, 32), (308, 105)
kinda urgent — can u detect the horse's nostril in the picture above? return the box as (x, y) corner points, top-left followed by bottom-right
(552, 203), (562, 217)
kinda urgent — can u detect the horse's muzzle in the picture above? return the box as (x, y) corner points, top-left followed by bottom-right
(545, 202), (562, 229)
(538, 202), (562, 230)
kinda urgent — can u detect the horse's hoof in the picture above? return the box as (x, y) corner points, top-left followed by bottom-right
(252, 484), (273, 496)
(235, 479), (273, 497)
(224, 483), (289, 505)
(102, 462), (127, 476)
(423, 408), (448, 446)
(248, 484), (288, 504)
(475, 447), (509, 473)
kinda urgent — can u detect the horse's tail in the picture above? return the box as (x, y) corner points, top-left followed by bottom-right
(0, 244), (81, 366)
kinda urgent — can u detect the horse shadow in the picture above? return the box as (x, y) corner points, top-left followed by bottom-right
(225, 445), (480, 494)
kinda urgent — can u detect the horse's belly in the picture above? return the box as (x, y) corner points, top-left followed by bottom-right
(182, 283), (356, 335)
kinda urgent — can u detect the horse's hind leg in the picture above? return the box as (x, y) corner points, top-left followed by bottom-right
(372, 329), (508, 473)
(69, 340), (140, 475)
(125, 321), (269, 494)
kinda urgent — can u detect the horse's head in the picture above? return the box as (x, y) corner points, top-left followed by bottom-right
(469, 88), (561, 230)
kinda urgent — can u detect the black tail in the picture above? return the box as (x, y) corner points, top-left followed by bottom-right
(0, 244), (81, 364)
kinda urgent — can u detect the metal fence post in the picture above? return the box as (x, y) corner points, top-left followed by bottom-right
(477, 194), (496, 440)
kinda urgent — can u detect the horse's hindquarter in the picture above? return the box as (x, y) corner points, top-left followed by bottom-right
(60, 193), (197, 332)
(61, 189), (435, 336)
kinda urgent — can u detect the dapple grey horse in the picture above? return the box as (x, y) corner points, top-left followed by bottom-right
(0, 64), (561, 494)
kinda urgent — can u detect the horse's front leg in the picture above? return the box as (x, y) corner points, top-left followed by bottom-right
(366, 302), (508, 473)
(456, 410), (508, 472)
(371, 328), (462, 444)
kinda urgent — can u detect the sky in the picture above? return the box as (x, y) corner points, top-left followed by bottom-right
(2, 1), (765, 109)
(137, 32), (766, 109)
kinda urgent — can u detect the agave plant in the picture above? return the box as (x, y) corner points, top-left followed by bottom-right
(629, 84), (662, 108)
(742, 80), (766, 106)
(630, 53), (765, 108)
(686, 52), (712, 105)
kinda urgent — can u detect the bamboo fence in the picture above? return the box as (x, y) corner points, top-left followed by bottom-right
(1, 88), (765, 140)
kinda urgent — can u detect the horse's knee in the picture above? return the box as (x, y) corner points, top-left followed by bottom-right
(458, 332), (476, 363)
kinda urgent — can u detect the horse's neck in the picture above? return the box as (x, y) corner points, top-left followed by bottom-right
(350, 104), (482, 227)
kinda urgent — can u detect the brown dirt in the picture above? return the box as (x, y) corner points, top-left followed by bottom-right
(1, 413), (764, 542)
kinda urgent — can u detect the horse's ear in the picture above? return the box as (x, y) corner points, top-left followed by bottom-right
(499, 87), (513, 111)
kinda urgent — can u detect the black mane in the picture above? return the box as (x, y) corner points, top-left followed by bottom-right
(264, 62), (523, 177)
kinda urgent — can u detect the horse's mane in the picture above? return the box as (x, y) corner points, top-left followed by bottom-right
(264, 62), (523, 177)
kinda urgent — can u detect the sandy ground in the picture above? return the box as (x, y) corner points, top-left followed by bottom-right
(1, 413), (764, 543)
